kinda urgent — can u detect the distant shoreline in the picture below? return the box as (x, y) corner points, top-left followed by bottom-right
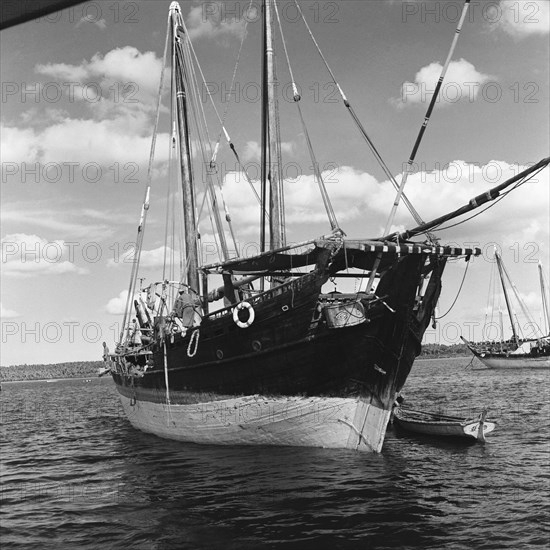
(0, 361), (103, 383)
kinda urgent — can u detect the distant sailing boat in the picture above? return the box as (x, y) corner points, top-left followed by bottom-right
(462, 252), (550, 369)
(103, 1), (549, 451)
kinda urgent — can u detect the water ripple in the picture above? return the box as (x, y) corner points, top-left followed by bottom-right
(1, 360), (548, 548)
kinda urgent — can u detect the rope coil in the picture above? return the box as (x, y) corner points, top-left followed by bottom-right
(187, 328), (200, 357)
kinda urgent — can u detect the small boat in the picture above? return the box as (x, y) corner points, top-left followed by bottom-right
(393, 407), (495, 442)
(462, 252), (550, 369)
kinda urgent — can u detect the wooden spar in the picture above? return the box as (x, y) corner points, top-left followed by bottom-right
(365, 0), (471, 293)
(495, 251), (520, 348)
(265, 0), (285, 250)
(394, 157), (550, 241)
(539, 262), (550, 334)
(171, 6), (199, 292)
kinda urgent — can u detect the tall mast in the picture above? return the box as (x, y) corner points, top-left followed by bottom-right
(260, 3), (267, 256)
(171, 3), (199, 292)
(539, 261), (550, 335)
(264, 0), (285, 250)
(495, 251), (520, 347)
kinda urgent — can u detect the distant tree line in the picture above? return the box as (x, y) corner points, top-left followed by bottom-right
(0, 361), (103, 382)
(420, 343), (469, 357)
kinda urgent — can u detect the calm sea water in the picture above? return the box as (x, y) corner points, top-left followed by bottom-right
(1, 358), (548, 549)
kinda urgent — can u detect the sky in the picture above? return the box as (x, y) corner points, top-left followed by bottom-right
(1, 0), (549, 366)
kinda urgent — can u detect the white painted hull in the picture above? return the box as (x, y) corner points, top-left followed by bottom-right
(118, 393), (392, 452)
(477, 355), (550, 369)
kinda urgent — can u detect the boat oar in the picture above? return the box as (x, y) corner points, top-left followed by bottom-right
(400, 407), (465, 422)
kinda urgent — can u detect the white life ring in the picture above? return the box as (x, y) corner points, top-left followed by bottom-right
(233, 301), (255, 328)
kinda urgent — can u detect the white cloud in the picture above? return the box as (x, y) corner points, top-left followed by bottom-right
(1, 233), (88, 278)
(76, 15), (107, 30)
(2, 47), (172, 169)
(489, 1), (550, 38)
(34, 61), (89, 82)
(106, 245), (178, 269)
(105, 290), (129, 315)
(0, 121), (170, 167)
(20, 108), (70, 126)
(218, 160), (549, 247)
(0, 303), (20, 319)
(392, 58), (493, 109)
(242, 140), (294, 162)
(35, 46), (163, 104)
(1, 208), (113, 240)
(186, 3), (247, 42)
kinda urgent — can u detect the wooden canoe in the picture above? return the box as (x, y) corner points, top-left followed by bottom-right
(393, 407), (495, 441)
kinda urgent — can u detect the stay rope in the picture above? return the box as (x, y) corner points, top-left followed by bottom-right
(119, 14), (171, 345)
(434, 257), (470, 319)
(273, 0), (339, 232)
(211, 0), (254, 164)
(186, 8), (266, 216)
(182, 37), (232, 260)
(292, 0), (424, 228)
(385, 0), (472, 235)
(500, 259), (543, 338)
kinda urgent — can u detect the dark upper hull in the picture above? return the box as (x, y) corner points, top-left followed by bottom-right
(112, 254), (447, 409)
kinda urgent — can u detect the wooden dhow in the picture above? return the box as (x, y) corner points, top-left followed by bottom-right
(462, 252), (550, 369)
(103, 1), (549, 452)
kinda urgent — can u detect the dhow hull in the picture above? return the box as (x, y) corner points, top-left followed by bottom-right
(476, 354), (550, 369)
(118, 393), (391, 452)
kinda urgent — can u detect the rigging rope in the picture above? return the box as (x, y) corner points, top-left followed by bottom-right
(500, 259), (544, 338)
(484, 259), (497, 330)
(119, 14), (171, 345)
(434, 258), (470, 319)
(367, 0), (470, 291)
(385, 0), (472, 234)
(292, 0), (424, 228)
(186, 40), (235, 252)
(273, 0), (339, 231)
(186, 19), (266, 216)
(211, 0), (254, 164)
(180, 36), (228, 257)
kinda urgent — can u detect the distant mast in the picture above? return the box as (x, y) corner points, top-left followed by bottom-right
(495, 251), (520, 347)
(264, 0), (285, 250)
(539, 262), (550, 335)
